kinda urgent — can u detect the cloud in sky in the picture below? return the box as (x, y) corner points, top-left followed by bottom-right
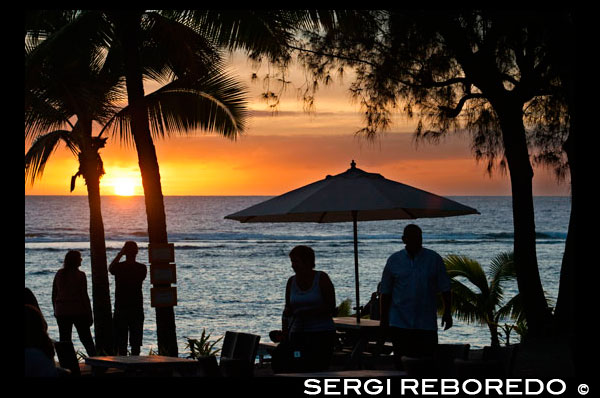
(25, 51), (570, 197)
(150, 132), (569, 196)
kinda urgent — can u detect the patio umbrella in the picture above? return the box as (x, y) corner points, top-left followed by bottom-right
(225, 161), (479, 322)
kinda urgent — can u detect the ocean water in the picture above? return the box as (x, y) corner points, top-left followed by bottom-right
(25, 195), (570, 356)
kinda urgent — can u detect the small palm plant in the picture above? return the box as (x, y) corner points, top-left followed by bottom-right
(441, 252), (523, 347)
(185, 329), (223, 359)
(335, 298), (353, 317)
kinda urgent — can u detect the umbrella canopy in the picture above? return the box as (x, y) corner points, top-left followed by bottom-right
(226, 161), (479, 223)
(225, 161), (479, 321)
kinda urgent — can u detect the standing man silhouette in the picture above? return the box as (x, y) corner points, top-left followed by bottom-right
(379, 224), (453, 370)
(110, 241), (147, 355)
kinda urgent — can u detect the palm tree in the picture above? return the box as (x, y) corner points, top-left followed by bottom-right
(99, 10), (323, 356)
(25, 12), (122, 353)
(441, 252), (522, 347)
(25, 10), (250, 355)
(28, 9), (329, 356)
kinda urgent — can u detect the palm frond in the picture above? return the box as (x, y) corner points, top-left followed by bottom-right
(174, 10), (295, 64)
(25, 10), (80, 50)
(487, 251), (516, 313)
(141, 11), (222, 83)
(444, 254), (490, 297)
(448, 278), (480, 304)
(25, 89), (74, 142)
(26, 10), (125, 130)
(496, 293), (523, 322)
(26, 11), (112, 90)
(446, 280), (484, 324)
(290, 10), (340, 31)
(104, 70), (249, 144)
(489, 251), (515, 281)
(25, 130), (79, 185)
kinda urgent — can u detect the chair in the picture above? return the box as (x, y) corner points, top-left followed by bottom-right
(53, 341), (81, 377)
(220, 331), (238, 359)
(219, 331), (260, 377)
(196, 355), (222, 377)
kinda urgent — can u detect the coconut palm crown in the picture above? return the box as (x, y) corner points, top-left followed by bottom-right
(25, 10), (250, 354)
(441, 252), (525, 347)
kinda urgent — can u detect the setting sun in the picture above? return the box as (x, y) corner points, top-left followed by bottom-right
(112, 177), (139, 196)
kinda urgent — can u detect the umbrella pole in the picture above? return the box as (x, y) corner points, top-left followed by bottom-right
(352, 211), (360, 324)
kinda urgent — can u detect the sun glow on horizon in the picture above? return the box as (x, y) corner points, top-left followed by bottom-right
(112, 177), (137, 196)
(106, 176), (142, 196)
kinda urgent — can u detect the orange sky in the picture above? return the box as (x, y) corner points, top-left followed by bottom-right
(24, 52), (570, 197)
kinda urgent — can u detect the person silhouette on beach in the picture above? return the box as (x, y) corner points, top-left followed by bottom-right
(25, 287), (41, 310)
(25, 304), (58, 377)
(109, 241), (147, 356)
(52, 250), (97, 357)
(361, 282), (382, 320)
(279, 245), (336, 372)
(378, 224), (452, 369)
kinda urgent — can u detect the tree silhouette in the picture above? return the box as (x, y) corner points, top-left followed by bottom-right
(25, 11), (123, 353)
(442, 252), (532, 347)
(103, 10), (310, 355)
(25, 9), (321, 355)
(292, 10), (574, 339)
(26, 10), (252, 356)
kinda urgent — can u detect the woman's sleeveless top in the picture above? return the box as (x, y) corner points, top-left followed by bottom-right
(289, 271), (335, 333)
(52, 269), (90, 317)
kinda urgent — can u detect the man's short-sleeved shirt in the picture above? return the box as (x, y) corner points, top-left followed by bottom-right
(110, 261), (147, 310)
(380, 247), (450, 331)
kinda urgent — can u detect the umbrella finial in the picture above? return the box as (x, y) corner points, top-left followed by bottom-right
(351, 160), (356, 169)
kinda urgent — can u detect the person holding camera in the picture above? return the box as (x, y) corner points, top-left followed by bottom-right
(109, 241), (147, 356)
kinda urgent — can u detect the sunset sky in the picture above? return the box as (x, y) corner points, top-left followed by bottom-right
(24, 52), (570, 197)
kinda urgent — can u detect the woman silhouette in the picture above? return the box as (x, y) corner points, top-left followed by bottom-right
(282, 245), (336, 372)
(52, 250), (96, 357)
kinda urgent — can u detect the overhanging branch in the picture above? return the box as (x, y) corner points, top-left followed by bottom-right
(288, 43), (472, 91)
(287, 44), (379, 68)
(399, 76), (468, 89)
(438, 93), (485, 118)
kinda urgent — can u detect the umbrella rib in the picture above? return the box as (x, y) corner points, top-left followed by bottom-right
(365, 177), (417, 219)
(317, 212), (327, 223)
(286, 179), (335, 215)
(403, 208), (417, 219)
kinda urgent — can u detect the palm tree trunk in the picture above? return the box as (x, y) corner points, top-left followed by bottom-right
(113, 10), (178, 357)
(496, 101), (552, 340)
(554, 133), (575, 337)
(488, 322), (500, 347)
(441, 18), (551, 342)
(553, 35), (578, 370)
(553, 24), (576, 339)
(80, 142), (114, 355)
(546, 15), (579, 374)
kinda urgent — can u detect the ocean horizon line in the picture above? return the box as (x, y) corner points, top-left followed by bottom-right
(25, 194), (570, 198)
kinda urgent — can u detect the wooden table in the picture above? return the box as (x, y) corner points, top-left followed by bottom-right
(333, 317), (386, 370)
(334, 317), (380, 331)
(85, 355), (201, 376)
